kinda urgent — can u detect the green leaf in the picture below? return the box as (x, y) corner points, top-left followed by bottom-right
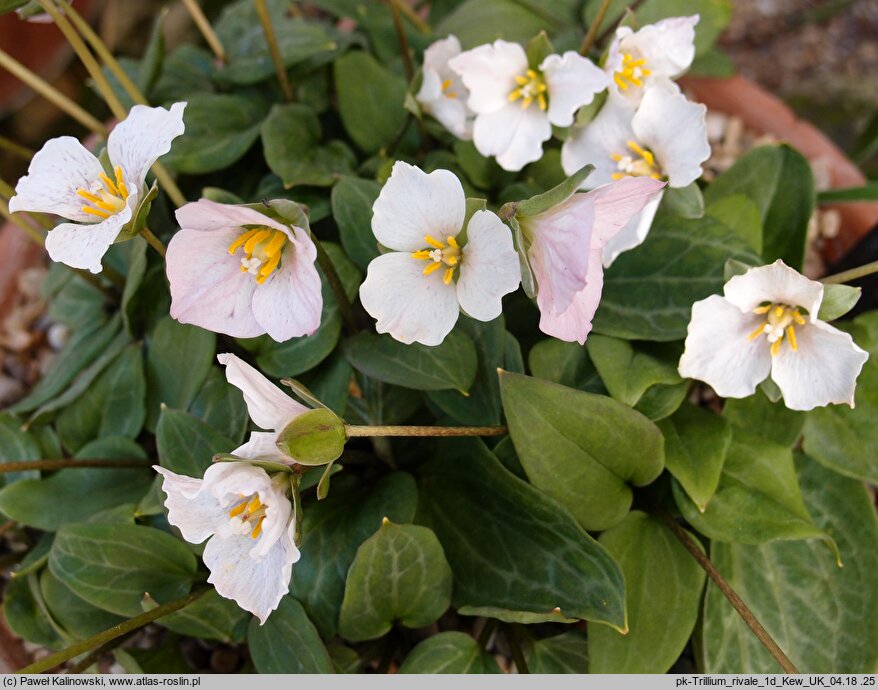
(331, 176), (382, 271)
(704, 144), (815, 269)
(290, 472), (418, 637)
(586, 335), (682, 407)
(0, 413), (42, 486)
(399, 632), (501, 673)
(527, 339), (604, 393)
(594, 213), (761, 341)
(261, 103), (355, 187)
(137, 12), (165, 95)
(160, 589), (249, 643)
(40, 570), (123, 640)
(662, 182), (704, 219)
(56, 343), (146, 454)
(121, 238), (148, 334)
(187, 367), (249, 445)
(722, 388), (805, 448)
(633, 379), (689, 421)
(436, 0), (554, 48)
(658, 402), (731, 510)
(276, 408), (345, 466)
(334, 51), (407, 153)
(705, 194), (763, 253)
(145, 317), (215, 431)
(418, 439), (626, 628)
(248, 596), (334, 673)
(802, 311), (878, 483)
(49, 523), (197, 616)
(426, 316), (506, 425)
(589, 512), (705, 673)
(164, 93), (267, 174)
(500, 372), (664, 531)
(673, 429), (832, 549)
(818, 284), (861, 321)
(344, 330), (478, 393)
(339, 522), (452, 641)
(528, 631), (589, 673)
(454, 141), (515, 191)
(702, 455), (878, 673)
(3, 574), (64, 649)
(157, 407), (236, 477)
(153, 45), (215, 103)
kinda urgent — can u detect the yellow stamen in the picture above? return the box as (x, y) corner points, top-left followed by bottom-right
(76, 189), (103, 204)
(773, 305), (785, 318)
(411, 250), (431, 260)
(257, 251), (282, 283)
(99, 172), (120, 197)
(246, 496), (262, 514)
(244, 229), (272, 256)
(614, 52), (650, 91)
(263, 230), (286, 257)
(611, 172), (625, 180)
(424, 234), (445, 249)
(446, 91), (457, 99)
(228, 501), (247, 519)
(441, 78), (453, 90)
(771, 339), (782, 357)
(423, 262), (442, 276)
(443, 267), (454, 285)
(445, 255), (458, 266)
(227, 228), (260, 255)
(114, 166), (129, 199)
(537, 93), (547, 111)
(614, 74), (629, 90)
(611, 153), (623, 162)
(251, 516), (265, 540)
(521, 96), (533, 109)
(748, 323), (767, 341)
(792, 311), (806, 325)
(787, 325), (798, 351)
(514, 75), (529, 86)
(753, 304), (772, 314)
(82, 206), (110, 219)
(446, 236), (458, 249)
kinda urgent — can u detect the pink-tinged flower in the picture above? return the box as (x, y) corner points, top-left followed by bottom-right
(9, 103), (186, 273)
(449, 40), (608, 171)
(679, 260), (869, 411)
(359, 161), (520, 346)
(520, 176), (665, 344)
(166, 199), (323, 342)
(416, 35), (474, 140)
(606, 15), (699, 106)
(155, 461), (299, 624)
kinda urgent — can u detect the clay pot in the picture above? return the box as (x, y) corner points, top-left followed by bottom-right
(0, 221), (44, 320)
(681, 74), (878, 264)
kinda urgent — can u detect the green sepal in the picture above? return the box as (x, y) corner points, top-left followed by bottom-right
(512, 164), (595, 218)
(508, 215), (537, 298)
(723, 258), (754, 282)
(316, 460), (335, 500)
(115, 181), (159, 243)
(276, 408), (346, 466)
(818, 284), (861, 322)
(574, 90), (607, 128)
(525, 31), (554, 69)
(211, 453), (294, 475)
(281, 377), (329, 410)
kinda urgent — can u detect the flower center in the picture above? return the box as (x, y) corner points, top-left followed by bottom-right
(411, 234), (461, 285)
(611, 140), (662, 180)
(508, 69), (547, 111)
(227, 226), (288, 285)
(441, 78), (458, 99)
(228, 493), (267, 539)
(614, 52), (651, 91)
(75, 166), (129, 220)
(747, 303), (806, 356)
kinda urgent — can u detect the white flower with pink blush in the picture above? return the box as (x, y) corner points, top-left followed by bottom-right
(678, 261), (869, 411)
(166, 199), (323, 342)
(449, 40), (608, 171)
(606, 15), (698, 106)
(359, 161), (520, 346)
(416, 35), (474, 140)
(562, 84), (709, 266)
(520, 176), (665, 344)
(9, 102), (186, 273)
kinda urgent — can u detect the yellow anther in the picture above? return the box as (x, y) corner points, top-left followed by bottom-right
(792, 311), (806, 326)
(99, 172), (120, 197)
(537, 93), (547, 111)
(257, 251), (282, 283)
(411, 250), (432, 260)
(611, 172), (626, 180)
(522, 96), (533, 109)
(243, 229), (272, 256)
(753, 304), (772, 314)
(746, 302), (806, 355)
(423, 262), (442, 276)
(773, 305), (785, 318)
(441, 78), (453, 90)
(114, 166), (129, 199)
(508, 68), (548, 110)
(515, 75), (529, 86)
(612, 140), (662, 180)
(614, 74), (630, 91)
(614, 52), (651, 91)
(611, 153), (623, 162)
(446, 236), (458, 249)
(526, 69), (537, 79)
(76, 189), (103, 204)
(228, 501), (247, 519)
(263, 230), (286, 257)
(508, 89), (522, 102)
(82, 206), (111, 219)
(771, 339), (782, 357)
(424, 234), (445, 249)
(443, 267), (455, 285)
(445, 255), (458, 266)
(251, 516), (265, 540)
(748, 323), (767, 341)
(787, 325), (798, 351)
(246, 496), (262, 514)
(227, 229), (260, 255)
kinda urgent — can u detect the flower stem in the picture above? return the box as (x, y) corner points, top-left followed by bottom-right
(16, 588), (208, 674)
(821, 260), (878, 285)
(387, 0), (431, 34)
(0, 459), (151, 473)
(594, 0), (647, 49)
(505, 624), (530, 674)
(311, 234), (358, 334)
(140, 227), (167, 257)
(0, 48), (106, 136)
(181, 0), (227, 63)
(0, 135), (34, 162)
(659, 512), (800, 675)
(579, 0), (612, 55)
(345, 425), (508, 438)
(387, 0), (415, 83)
(254, 0), (294, 102)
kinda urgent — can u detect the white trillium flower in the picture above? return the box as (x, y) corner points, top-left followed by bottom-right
(155, 461), (299, 624)
(9, 103), (186, 273)
(606, 15), (698, 106)
(416, 35), (474, 140)
(449, 40), (608, 171)
(360, 161), (520, 346)
(678, 260), (869, 411)
(562, 84), (709, 266)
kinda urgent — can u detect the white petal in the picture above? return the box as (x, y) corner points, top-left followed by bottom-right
(418, 36), (471, 136)
(424, 93), (473, 140)
(166, 227), (263, 339)
(359, 252), (460, 346)
(632, 87), (709, 188)
(541, 51), (609, 127)
(108, 102), (186, 192)
(204, 528), (299, 625)
(251, 227), (323, 342)
(231, 431), (290, 464)
(154, 466), (224, 544)
(589, 176), (667, 247)
(678, 295), (773, 398)
(174, 198), (290, 235)
(623, 16), (698, 81)
(771, 321), (869, 411)
(456, 210), (520, 321)
(724, 260), (824, 318)
(44, 205), (131, 273)
(217, 353), (307, 431)
(371, 162), (466, 252)
(537, 247), (605, 345)
(449, 40), (528, 114)
(561, 96), (635, 187)
(472, 105), (551, 172)
(602, 190), (662, 267)
(8, 137), (105, 222)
